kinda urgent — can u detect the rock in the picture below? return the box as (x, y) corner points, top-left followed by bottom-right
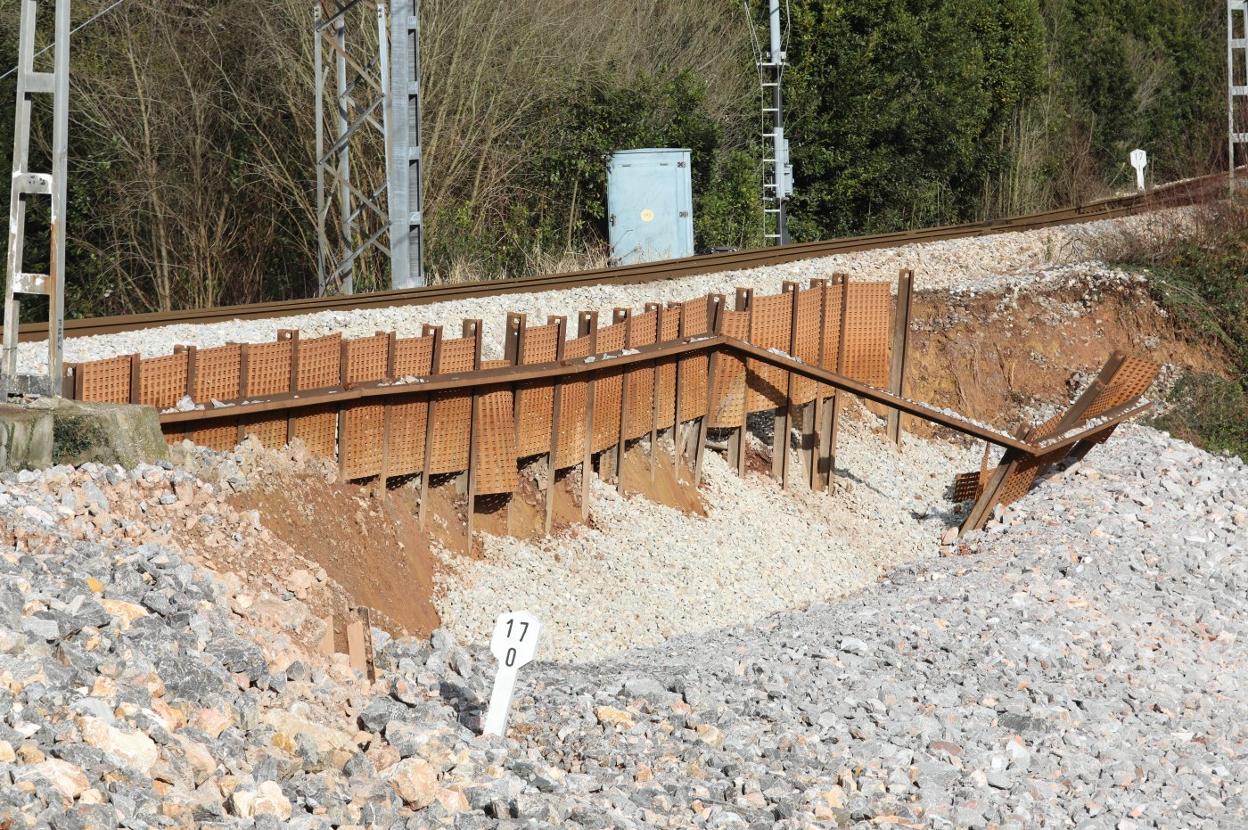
(254, 781), (293, 820)
(384, 757), (439, 809)
(19, 759), (89, 800)
(262, 709), (356, 754)
(79, 715), (158, 774)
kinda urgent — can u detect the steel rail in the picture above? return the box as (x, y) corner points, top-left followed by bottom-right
(11, 169), (1233, 344)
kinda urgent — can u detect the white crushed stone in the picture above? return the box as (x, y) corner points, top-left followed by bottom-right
(17, 207), (1193, 374)
(433, 408), (982, 662)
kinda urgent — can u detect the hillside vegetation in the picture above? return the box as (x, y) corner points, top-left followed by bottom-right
(0, 0), (1230, 314)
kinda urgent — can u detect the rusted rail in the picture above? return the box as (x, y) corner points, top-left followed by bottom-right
(6, 170), (1232, 343)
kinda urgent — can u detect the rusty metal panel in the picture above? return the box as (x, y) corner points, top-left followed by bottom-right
(239, 414), (288, 448)
(746, 292), (791, 413)
(138, 352), (188, 409)
(842, 283), (890, 387)
(394, 336), (434, 378)
(555, 334), (593, 469)
(193, 344), (242, 404)
(190, 423), (237, 452)
(296, 333), (343, 391)
(623, 310), (658, 440)
(387, 397), (429, 477)
(516, 322), (561, 458)
(426, 336), (477, 475)
(818, 280), (845, 400)
(341, 401), (386, 479)
(711, 309), (748, 428)
(244, 340), (292, 398)
(474, 372), (518, 495)
(293, 404), (338, 458)
(591, 322), (627, 452)
(75, 356), (131, 403)
(1082, 357), (1159, 421)
(344, 334), (390, 385)
(654, 307), (680, 430)
(792, 287), (823, 405)
(677, 297), (711, 423)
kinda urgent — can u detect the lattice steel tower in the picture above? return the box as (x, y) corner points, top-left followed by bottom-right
(2, 0), (70, 397)
(1231, 0), (1247, 193)
(315, 0), (424, 295)
(759, 0), (792, 246)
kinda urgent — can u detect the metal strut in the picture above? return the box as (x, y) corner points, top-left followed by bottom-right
(1230, 0), (1248, 194)
(3, 0), (71, 398)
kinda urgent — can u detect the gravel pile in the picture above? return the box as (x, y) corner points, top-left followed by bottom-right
(17, 208), (1192, 373)
(436, 407), (982, 662)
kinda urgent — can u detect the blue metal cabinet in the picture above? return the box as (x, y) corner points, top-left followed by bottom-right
(607, 149), (694, 265)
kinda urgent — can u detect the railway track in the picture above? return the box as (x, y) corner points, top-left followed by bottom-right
(8, 170), (1233, 343)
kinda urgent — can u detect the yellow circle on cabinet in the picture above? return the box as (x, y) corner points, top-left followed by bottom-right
(640, 209), (655, 223)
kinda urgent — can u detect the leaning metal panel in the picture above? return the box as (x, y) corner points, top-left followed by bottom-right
(297, 333), (343, 391)
(192, 345), (242, 404)
(516, 322), (560, 458)
(654, 307), (680, 430)
(426, 336), (476, 474)
(243, 340), (293, 398)
(676, 297), (710, 423)
(344, 333), (390, 384)
(791, 286), (823, 405)
(623, 310), (658, 440)
(711, 310), (748, 428)
(842, 283), (891, 387)
(474, 376), (518, 495)
(554, 333), (593, 470)
(746, 292), (791, 412)
(590, 322), (626, 452)
(341, 401), (385, 479)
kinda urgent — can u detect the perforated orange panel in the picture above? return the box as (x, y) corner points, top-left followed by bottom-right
(138, 352), (188, 409)
(1082, 357), (1159, 421)
(623, 311), (657, 440)
(677, 297), (711, 423)
(791, 287), (823, 406)
(296, 334), (342, 391)
(516, 323), (561, 458)
(711, 310), (748, 428)
(75, 356), (131, 404)
(746, 292), (791, 413)
(243, 340), (292, 398)
(345, 334), (390, 385)
(340, 402), (386, 479)
(394, 337), (434, 377)
(554, 334), (593, 470)
(474, 377), (518, 495)
(190, 423), (237, 452)
(591, 322), (627, 452)
(426, 337), (478, 475)
(239, 414), (288, 448)
(293, 405), (338, 458)
(842, 283), (890, 387)
(386, 397), (429, 477)
(818, 280), (845, 401)
(654, 308), (680, 430)
(193, 345), (242, 404)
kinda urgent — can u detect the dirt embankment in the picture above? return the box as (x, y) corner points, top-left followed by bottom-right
(198, 268), (1228, 645)
(902, 272), (1229, 436)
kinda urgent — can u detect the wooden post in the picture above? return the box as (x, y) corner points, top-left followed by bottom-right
(128, 353), (142, 405)
(647, 303), (662, 483)
(886, 269), (915, 445)
(613, 307), (632, 494)
(579, 311), (598, 523)
(378, 331), (397, 498)
(806, 278), (828, 490)
(728, 288), (752, 479)
(417, 325), (443, 529)
(777, 283), (801, 489)
(693, 295), (725, 487)
(543, 316), (567, 535)
(670, 302), (686, 476)
(280, 331), (299, 446)
(464, 320), (483, 544)
(827, 274), (851, 483)
(336, 337), (350, 480)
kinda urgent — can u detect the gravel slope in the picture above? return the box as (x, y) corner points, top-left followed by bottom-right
(436, 409), (981, 662)
(19, 208), (1191, 373)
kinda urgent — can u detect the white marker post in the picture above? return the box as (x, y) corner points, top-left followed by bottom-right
(483, 611), (542, 737)
(1130, 149), (1148, 192)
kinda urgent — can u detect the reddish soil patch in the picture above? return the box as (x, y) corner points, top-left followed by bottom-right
(231, 475), (441, 639)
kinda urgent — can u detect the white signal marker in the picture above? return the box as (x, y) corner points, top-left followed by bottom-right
(483, 611), (543, 737)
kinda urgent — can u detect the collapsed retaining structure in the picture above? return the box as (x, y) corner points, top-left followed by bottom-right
(63, 271), (1158, 536)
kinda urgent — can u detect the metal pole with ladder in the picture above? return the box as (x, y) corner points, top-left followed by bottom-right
(1230, 0), (1247, 194)
(3, 0), (71, 398)
(760, 0), (791, 246)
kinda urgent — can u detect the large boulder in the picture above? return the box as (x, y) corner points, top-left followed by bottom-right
(0, 398), (168, 471)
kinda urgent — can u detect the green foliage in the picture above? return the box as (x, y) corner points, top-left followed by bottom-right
(783, 0), (1046, 239)
(1105, 205), (1248, 461)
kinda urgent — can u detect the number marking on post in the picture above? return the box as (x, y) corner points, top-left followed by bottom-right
(483, 611), (543, 737)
